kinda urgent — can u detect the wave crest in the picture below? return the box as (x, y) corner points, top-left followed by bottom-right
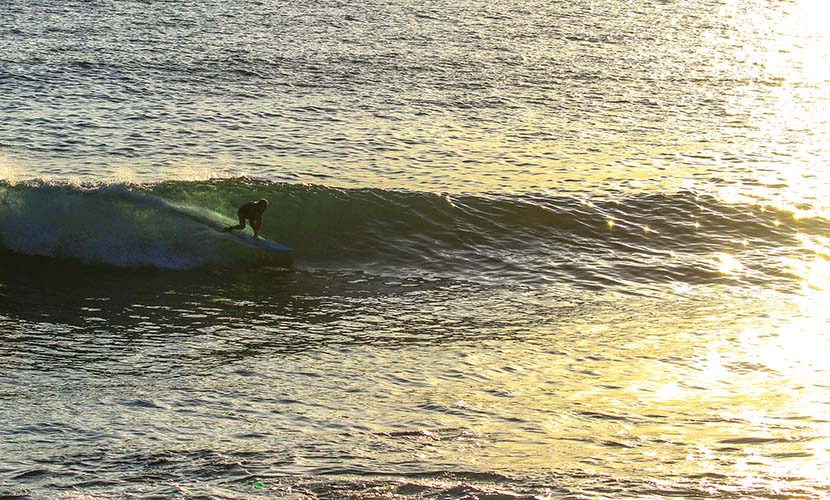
(1, 178), (825, 290)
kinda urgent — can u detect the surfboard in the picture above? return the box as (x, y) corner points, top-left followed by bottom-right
(220, 228), (293, 268)
(224, 230), (292, 253)
(165, 204), (293, 268)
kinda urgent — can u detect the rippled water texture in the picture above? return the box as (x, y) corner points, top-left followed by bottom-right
(2, 264), (830, 498)
(1, 0), (830, 499)
(1, 0), (828, 202)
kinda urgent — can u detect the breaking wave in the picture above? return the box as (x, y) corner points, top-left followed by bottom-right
(1, 178), (826, 290)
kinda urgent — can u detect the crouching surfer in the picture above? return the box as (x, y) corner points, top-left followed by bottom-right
(223, 198), (269, 239)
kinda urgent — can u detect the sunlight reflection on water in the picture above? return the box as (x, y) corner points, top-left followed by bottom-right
(1, 0), (830, 498)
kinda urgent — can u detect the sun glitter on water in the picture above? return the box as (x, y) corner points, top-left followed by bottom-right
(784, 235), (830, 291)
(710, 0), (830, 218)
(712, 253), (743, 275)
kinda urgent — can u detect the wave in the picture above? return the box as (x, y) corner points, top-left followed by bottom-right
(0, 180), (288, 270)
(1, 178), (826, 288)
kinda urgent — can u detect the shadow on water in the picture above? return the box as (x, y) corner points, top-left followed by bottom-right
(0, 251), (508, 375)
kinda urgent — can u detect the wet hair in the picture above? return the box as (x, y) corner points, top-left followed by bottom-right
(257, 198), (269, 207)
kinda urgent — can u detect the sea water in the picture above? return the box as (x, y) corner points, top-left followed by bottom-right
(1, 0), (829, 498)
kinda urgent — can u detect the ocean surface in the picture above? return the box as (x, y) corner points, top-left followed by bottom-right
(2, 0), (830, 498)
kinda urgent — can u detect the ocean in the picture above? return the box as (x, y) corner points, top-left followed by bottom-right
(1, 0), (829, 498)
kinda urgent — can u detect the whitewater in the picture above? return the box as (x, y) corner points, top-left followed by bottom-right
(2, 0), (830, 499)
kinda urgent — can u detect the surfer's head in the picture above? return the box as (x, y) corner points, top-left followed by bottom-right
(256, 198), (269, 211)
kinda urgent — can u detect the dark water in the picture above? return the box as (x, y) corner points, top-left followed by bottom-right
(2, 0), (830, 498)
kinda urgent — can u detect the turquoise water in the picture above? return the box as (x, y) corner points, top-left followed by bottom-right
(2, 0), (830, 499)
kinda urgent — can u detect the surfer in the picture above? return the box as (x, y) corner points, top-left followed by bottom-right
(223, 199), (269, 239)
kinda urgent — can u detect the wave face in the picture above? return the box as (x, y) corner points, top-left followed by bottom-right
(2, 178), (826, 290)
(0, 180), (288, 270)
